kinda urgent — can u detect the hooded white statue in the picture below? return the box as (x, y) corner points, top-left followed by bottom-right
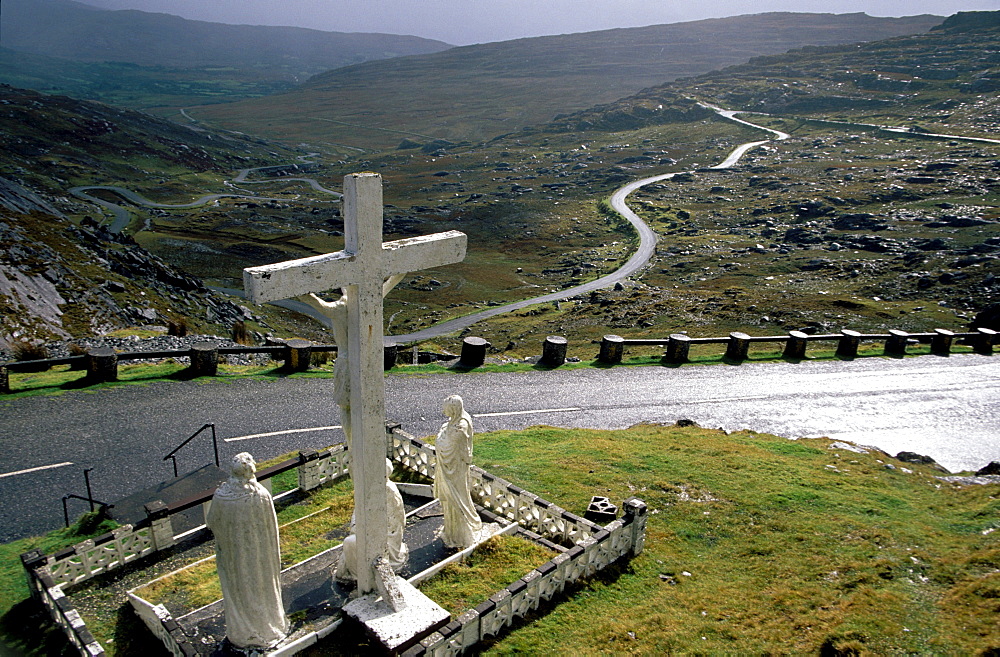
(434, 394), (482, 548)
(206, 452), (288, 649)
(335, 458), (409, 582)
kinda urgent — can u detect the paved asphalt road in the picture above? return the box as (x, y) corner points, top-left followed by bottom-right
(2, 354), (998, 542)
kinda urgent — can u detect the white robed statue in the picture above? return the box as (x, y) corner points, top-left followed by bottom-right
(434, 395), (482, 548)
(206, 453), (288, 650)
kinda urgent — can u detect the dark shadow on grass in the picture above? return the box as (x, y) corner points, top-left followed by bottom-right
(112, 603), (171, 657)
(0, 599), (76, 657)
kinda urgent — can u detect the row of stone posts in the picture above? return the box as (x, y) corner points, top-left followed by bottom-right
(3, 329), (995, 393)
(597, 327), (998, 365)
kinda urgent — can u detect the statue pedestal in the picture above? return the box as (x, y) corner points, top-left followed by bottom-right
(344, 577), (449, 654)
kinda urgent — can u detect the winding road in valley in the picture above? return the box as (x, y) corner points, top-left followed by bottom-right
(67, 105), (985, 344)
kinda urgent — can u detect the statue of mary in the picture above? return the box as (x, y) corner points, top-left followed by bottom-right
(434, 395), (482, 548)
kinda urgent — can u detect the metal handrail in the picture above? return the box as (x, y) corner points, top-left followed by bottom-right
(163, 423), (219, 478)
(61, 494), (112, 528)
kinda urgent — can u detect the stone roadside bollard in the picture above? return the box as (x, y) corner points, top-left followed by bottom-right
(783, 330), (809, 359)
(598, 334), (624, 364)
(835, 329), (862, 359)
(86, 347), (118, 383)
(459, 337), (490, 368)
(664, 334), (691, 364)
(725, 332), (751, 361)
(540, 336), (568, 367)
(0, 365), (8, 394)
(384, 342), (398, 371)
(931, 328), (955, 355)
(884, 329), (909, 356)
(285, 338), (312, 372)
(189, 342), (219, 377)
(974, 327), (997, 355)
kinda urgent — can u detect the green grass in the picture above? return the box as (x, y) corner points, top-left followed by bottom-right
(417, 534), (556, 615)
(467, 425), (999, 654)
(0, 512), (119, 656)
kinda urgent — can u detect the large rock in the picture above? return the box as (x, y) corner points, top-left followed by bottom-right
(970, 303), (1000, 331)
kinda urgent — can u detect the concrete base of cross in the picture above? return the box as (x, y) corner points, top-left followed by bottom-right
(343, 577), (449, 654)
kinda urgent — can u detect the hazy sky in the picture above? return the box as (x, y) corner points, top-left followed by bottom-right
(79, 0), (999, 45)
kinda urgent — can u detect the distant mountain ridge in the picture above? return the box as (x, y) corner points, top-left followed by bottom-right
(1, 0), (452, 76)
(190, 12), (943, 149)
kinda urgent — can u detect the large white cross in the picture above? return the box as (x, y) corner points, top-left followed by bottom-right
(243, 172), (467, 593)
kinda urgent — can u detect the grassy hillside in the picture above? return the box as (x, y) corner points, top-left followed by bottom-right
(189, 12), (941, 150)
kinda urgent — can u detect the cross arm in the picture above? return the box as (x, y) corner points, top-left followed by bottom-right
(243, 251), (356, 305)
(382, 231), (467, 276)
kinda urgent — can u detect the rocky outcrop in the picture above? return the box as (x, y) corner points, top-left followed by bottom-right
(0, 178), (249, 348)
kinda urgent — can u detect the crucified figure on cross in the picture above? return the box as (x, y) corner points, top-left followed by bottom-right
(244, 172), (466, 595)
(296, 272), (405, 452)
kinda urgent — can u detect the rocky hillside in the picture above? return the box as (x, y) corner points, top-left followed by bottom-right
(0, 85), (299, 196)
(0, 177), (253, 349)
(0, 86), (297, 350)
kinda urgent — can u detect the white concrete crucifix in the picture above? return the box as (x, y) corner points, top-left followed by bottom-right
(243, 172), (467, 594)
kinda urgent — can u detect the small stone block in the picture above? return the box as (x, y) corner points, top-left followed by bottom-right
(536, 560), (557, 576)
(584, 495), (618, 524)
(374, 556), (406, 612)
(473, 598), (496, 616)
(344, 577), (450, 654)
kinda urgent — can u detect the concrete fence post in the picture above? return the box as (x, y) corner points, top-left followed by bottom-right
(383, 342), (398, 371)
(19, 550), (47, 603)
(297, 450), (323, 491)
(783, 331), (809, 359)
(836, 330), (861, 359)
(598, 335), (624, 364)
(189, 342), (219, 377)
(0, 365), (8, 394)
(623, 497), (648, 556)
(459, 337), (490, 368)
(540, 336), (568, 367)
(973, 327), (997, 355)
(725, 332), (751, 361)
(144, 500), (175, 551)
(884, 329), (909, 356)
(86, 347), (118, 383)
(664, 334), (691, 364)
(285, 338), (312, 372)
(931, 328), (954, 355)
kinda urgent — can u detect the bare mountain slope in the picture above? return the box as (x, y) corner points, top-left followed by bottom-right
(1, 0), (451, 78)
(190, 12), (941, 149)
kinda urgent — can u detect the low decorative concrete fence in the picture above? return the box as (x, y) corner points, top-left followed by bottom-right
(24, 425), (646, 656)
(21, 447), (351, 657)
(389, 426), (647, 656)
(598, 327), (998, 364)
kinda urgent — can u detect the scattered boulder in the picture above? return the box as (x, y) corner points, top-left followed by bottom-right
(896, 451), (949, 472)
(976, 461), (1000, 476)
(970, 303), (1000, 331)
(832, 213), (887, 231)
